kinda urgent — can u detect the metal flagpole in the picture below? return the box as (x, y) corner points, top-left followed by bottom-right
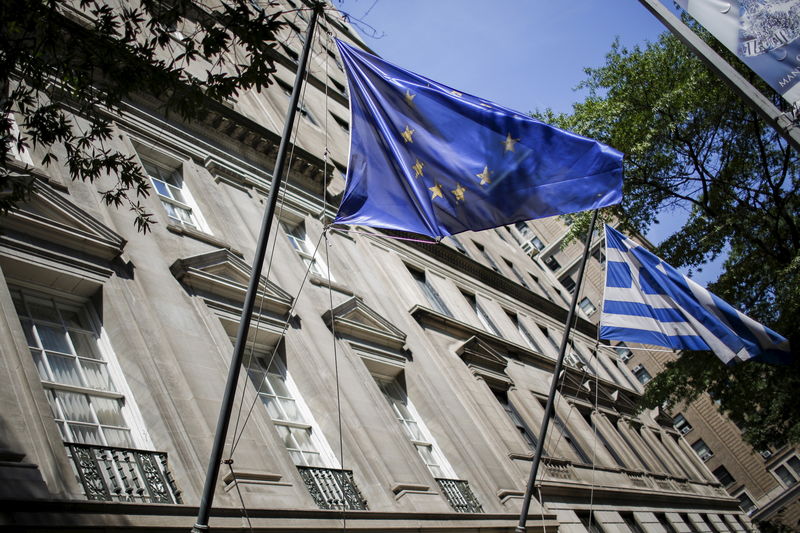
(515, 209), (599, 533)
(637, 0), (800, 154)
(191, 4), (323, 531)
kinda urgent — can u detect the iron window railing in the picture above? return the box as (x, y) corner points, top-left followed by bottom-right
(435, 478), (484, 513)
(65, 442), (182, 504)
(296, 466), (368, 510)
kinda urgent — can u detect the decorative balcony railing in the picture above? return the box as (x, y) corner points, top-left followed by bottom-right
(435, 478), (484, 513)
(65, 442), (182, 504)
(296, 466), (368, 510)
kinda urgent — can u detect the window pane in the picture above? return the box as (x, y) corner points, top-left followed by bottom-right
(68, 423), (102, 445)
(266, 371), (291, 398)
(81, 360), (114, 390)
(20, 319), (37, 346)
(30, 349), (49, 380)
(775, 465), (797, 486)
(57, 391), (94, 423)
(151, 178), (171, 197)
(27, 301), (60, 322)
(275, 425), (295, 449)
(37, 325), (72, 352)
(70, 331), (101, 359)
(303, 450), (323, 467)
(259, 394), (283, 420)
(167, 183), (186, 203)
(47, 353), (83, 386)
(93, 397), (126, 427)
(58, 307), (90, 330)
(403, 420), (424, 441)
(291, 427), (316, 452)
(278, 398), (302, 423)
(103, 428), (134, 448)
(787, 456), (800, 476)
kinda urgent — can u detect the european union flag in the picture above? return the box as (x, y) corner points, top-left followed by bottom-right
(333, 40), (624, 238)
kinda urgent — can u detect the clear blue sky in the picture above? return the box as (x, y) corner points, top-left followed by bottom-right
(331, 0), (724, 285)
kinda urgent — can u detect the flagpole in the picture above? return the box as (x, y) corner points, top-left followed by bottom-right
(191, 5), (322, 531)
(515, 209), (599, 533)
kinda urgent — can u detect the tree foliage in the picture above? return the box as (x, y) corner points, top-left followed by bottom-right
(540, 29), (800, 449)
(1, 0), (292, 230)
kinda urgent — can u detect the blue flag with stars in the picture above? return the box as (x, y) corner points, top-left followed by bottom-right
(333, 40), (624, 238)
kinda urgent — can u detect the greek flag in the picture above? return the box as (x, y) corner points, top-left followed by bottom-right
(600, 225), (791, 365)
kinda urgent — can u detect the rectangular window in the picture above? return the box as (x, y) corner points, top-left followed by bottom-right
(142, 159), (203, 230)
(12, 288), (135, 448)
(493, 391), (539, 450)
(377, 379), (454, 479)
(514, 221), (532, 240)
(576, 511), (605, 533)
(247, 351), (332, 467)
(506, 311), (540, 352)
(736, 492), (757, 515)
(691, 439), (714, 462)
(503, 259), (530, 289)
(462, 291), (501, 336)
(700, 514), (720, 532)
(632, 364), (652, 384)
(542, 254), (561, 271)
(592, 248), (606, 264)
(672, 413), (693, 435)
(474, 242), (500, 273)
(614, 343), (633, 362)
(408, 266), (451, 316)
(283, 222), (334, 281)
(773, 464), (797, 487)
(655, 513), (678, 533)
(620, 512), (645, 533)
(578, 297), (597, 316)
(787, 455), (800, 477)
(580, 410), (627, 468)
(680, 513), (701, 533)
(560, 276), (576, 293)
(536, 397), (590, 464)
(712, 465), (735, 487)
(449, 236), (469, 256)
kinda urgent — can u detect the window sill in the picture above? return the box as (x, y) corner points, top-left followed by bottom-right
(166, 223), (242, 257)
(309, 273), (356, 296)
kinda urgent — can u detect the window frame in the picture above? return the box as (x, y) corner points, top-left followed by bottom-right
(282, 221), (334, 281)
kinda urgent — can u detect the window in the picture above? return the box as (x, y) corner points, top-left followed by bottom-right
(560, 276), (576, 293)
(462, 291), (500, 336)
(330, 76), (347, 95)
(377, 379), (454, 479)
(700, 514), (720, 532)
(632, 364), (652, 385)
(503, 259), (530, 289)
(773, 464), (798, 487)
(691, 439), (714, 462)
(276, 77), (293, 96)
(679, 513), (701, 533)
(408, 266), (451, 316)
(672, 413), (693, 435)
(712, 465), (735, 487)
(493, 391), (539, 450)
(542, 254), (561, 271)
(449, 236), (469, 256)
(283, 222), (334, 280)
(759, 449), (773, 459)
(536, 397), (590, 464)
(330, 113), (349, 132)
(620, 512), (645, 533)
(592, 248), (606, 264)
(578, 297), (597, 316)
(514, 221), (532, 239)
(787, 455), (800, 477)
(529, 235), (545, 251)
(247, 351), (332, 467)
(736, 492), (757, 515)
(280, 42), (299, 62)
(12, 288), (137, 448)
(580, 410), (627, 468)
(474, 242), (500, 273)
(506, 311), (540, 352)
(655, 513), (678, 533)
(142, 159), (203, 230)
(614, 343), (633, 362)
(541, 326), (559, 354)
(576, 511), (605, 533)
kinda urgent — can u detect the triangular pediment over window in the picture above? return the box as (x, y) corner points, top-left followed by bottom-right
(0, 177), (126, 261)
(322, 296), (407, 351)
(456, 336), (512, 391)
(170, 249), (293, 319)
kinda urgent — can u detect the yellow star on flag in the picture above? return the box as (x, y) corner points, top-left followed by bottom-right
(476, 166), (493, 186)
(412, 159), (424, 178)
(429, 183), (443, 200)
(401, 125), (415, 143)
(404, 89), (416, 106)
(452, 183), (466, 202)
(502, 133), (520, 152)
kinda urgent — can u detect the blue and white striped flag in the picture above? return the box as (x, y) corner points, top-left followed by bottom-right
(600, 225), (791, 366)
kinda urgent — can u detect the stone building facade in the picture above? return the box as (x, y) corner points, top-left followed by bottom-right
(0, 1), (756, 531)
